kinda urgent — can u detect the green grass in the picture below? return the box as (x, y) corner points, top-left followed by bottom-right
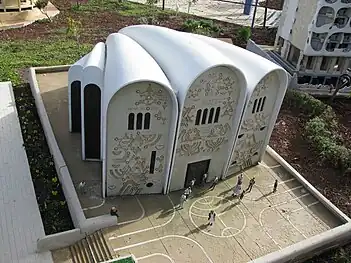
(71, 0), (176, 17)
(0, 38), (92, 85)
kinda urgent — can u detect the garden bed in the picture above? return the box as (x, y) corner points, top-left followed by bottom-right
(258, 0), (283, 10)
(14, 83), (74, 235)
(270, 90), (351, 262)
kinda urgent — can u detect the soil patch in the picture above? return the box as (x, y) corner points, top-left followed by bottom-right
(14, 83), (74, 234)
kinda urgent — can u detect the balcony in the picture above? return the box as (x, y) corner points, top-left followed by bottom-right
(316, 7), (335, 27)
(341, 0), (351, 3)
(333, 8), (351, 28)
(326, 33), (343, 52)
(325, 0), (337, 3)
(311, 32), (328, 51)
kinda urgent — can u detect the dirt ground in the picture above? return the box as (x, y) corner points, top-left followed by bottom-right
(36, 71), (343, 263)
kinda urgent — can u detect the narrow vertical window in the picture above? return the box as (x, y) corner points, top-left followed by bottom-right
(214, 107), (220, 123)
(128, 113), (134, 130)
(136, 113), (143, 130)
(195, 109), (202, 125)
(256, 98), (262, 113)
(260, 96), (266, 112)
(144, 112), (151, 129)
(201, 109), (208, 125)
(252, 99), (258, 114)
(149, 151), (156, 174)
(208, 108), (215, 124)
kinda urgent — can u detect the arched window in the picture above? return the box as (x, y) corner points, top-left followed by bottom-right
(208, 108), (215, 124)
(195, 109), (202, 125)
(136, 113), (143, 130)
(214, 107), (220, 123)
(252, 99), (258, 114)
(201, 109), (208, 125)
(260, 96), (266, 112)
(144, 112), (151, 129)
(128, 113), (135, 130)
(257, 97), (262, 112)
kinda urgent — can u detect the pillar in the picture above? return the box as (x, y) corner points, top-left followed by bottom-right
(296, 51), (304, 71)
(244, 0), (252, 15)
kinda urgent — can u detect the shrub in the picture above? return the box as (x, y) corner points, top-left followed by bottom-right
(237, 26), (251, 43)
(285, 90), (351, 172)
(181, 19), (222, 37)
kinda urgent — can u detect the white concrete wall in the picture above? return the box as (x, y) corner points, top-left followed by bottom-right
(170, 66), (243, 191)
(276, 0), (300, 41)
(106, 82), (173, 196)
(228, 72), (282, 175)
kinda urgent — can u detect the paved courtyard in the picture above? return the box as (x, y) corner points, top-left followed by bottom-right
(37, 72), (343, 262)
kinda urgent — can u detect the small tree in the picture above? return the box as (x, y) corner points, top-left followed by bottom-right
(187, 0), (197, 13)
(35, 0), (52, 22)
(330, 70), (351, 102)
(238, 27), (251, 44)
(66, 17), (82, 50)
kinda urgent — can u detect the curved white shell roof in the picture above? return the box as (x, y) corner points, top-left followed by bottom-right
(103, 32), (176, 117)
(68, 54), (88, 85)
(186, 33), (288, 95)
(82, 42), (106, 89)
(119, 25), (247, 106)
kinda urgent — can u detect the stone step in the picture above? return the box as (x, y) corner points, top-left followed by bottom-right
(69, 238), (94, 263)
(86, 230), (113, 262)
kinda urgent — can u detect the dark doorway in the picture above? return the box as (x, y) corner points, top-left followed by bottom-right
(84, 84), (101, 160)
(70, 81), (81, 133)
(184, 159), (210, 188)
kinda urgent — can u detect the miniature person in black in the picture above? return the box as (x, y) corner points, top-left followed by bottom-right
(190, 178), (196, 189)
(110, 206), (119, 218)
(246, 177), (255, 193)
(273, 179), (278, 193)
(209, 176), (219, 191)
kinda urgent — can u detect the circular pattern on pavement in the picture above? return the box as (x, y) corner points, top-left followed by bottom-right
(189, 196), (246, 238)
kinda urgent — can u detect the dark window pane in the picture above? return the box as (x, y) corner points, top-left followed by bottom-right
(195, 109), (202, 125)
(252, 99), (258, 114)
(214, 107), (220, 123)
(201, 109), (208, 125)
(260, 97), (266, 112)
(257, 98), (262, 113)
(136, 113), (143, 130)
(149, 151), (156, 174)
(208, 108), (214, 124)
(144, 112), (151, 129)
(128, 113), (134, 130)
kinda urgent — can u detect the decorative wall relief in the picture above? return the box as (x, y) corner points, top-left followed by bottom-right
(154, 110), (167, 124)
(109, 132), (164, 195)
(181, 106), (195, 127)
(231, 133), (263, 167)
(135, 84), (168, 109)
(240, 113), (269, 132)
(221, 97), (236, 119)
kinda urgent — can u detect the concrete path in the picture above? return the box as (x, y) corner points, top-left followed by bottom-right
(0, 82), (53, 263)
(132, 0), (281, 27)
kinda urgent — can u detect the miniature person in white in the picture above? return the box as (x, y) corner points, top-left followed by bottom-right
(190, 178), (196, 189)
(179, 194), (187, 209)
(232, 183), (242, 197)
(209, 176), (219, 191)
(208, 210), (216, 226)
(201, 173), (208, 186)
(237, 174), (243, 185)
(184, 187), (192, 199)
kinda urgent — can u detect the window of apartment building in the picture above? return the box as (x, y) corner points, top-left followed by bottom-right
(306, 57), (314, 70)
(320, 57), (329, 71)
(287, 45), (300, 66)
(297, 76), (312, 84)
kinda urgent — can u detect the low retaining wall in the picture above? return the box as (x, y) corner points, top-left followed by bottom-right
(267, 146), (351, 223)
(37, 228), (84, 252)
(250, 222), (351, 263)
(28, 66), (119, 252)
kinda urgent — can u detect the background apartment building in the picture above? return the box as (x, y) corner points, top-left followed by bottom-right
(271, 0), (351, 86)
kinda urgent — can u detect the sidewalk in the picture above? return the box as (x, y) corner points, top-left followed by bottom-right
(0, 82), (53, 263)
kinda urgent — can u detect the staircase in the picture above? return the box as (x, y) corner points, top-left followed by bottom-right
(69, 230), (114, 263)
